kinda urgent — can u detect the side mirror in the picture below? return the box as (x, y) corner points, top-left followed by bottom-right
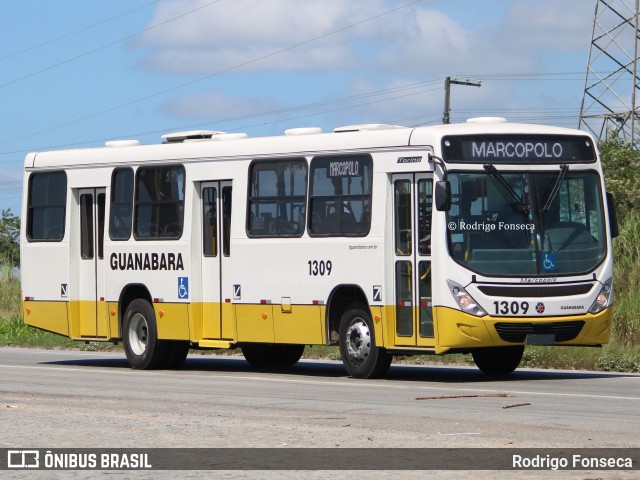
(435, 180), (451, 212)
(606, 192), (619, 238)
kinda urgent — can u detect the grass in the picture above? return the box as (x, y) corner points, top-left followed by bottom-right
(610, 210), (640, 346)
(0, 262), (20, 318)
(0, 261), (80, 349)
(0, 314), (77, 348)
(2, 213), (640, 373)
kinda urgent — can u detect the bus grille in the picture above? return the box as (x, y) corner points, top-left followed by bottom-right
(494, 321), (585, 343)
(478, 284), (593, 298)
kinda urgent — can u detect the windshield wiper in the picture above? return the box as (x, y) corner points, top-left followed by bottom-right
(542, 164), (568, 212)
(483, 164), (529, 218)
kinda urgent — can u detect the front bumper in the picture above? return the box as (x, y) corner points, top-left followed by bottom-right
(434, 306), (611, 354)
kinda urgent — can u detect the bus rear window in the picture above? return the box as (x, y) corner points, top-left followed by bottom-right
(26, 171), (67, 241)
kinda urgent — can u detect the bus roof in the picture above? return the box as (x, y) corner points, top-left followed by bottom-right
(25, 120), (594, 169)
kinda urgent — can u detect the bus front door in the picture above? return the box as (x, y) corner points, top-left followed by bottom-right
(76, 188), (107, 338)
(200, 181), (233, 339)
(392, 174), (435, 347)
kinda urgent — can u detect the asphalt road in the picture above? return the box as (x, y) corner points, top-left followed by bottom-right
(1, 347), (639, 477)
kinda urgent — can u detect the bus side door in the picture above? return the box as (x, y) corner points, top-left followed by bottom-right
(200, 181), (233, 339)
(75, 188), (107, 338)
(391, 174), (435, 347)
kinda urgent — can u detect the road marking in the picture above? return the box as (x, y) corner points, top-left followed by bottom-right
(0, 348), (123, 357)
(2, 363), (640, 402)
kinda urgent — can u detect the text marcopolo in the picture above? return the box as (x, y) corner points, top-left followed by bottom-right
(473, 141), (563, 159)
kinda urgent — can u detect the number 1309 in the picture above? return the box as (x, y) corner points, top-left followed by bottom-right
(308, 260), (332, 276)
(493, 300), (529, 315)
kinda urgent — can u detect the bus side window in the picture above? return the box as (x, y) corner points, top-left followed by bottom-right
(394, 180), (411, 255)
(134, 165), (185, 240)
(80, 194), (94, 259)
(418, 179), (433, 255)
(308, 154), (372, 237)
(97, 193), (105, 258)
(222, 186), (232, 256)
(109, 168), (133, 240)
(202, 187), (217, 257)
(247, 159), (306, 238)
(26, 171), (67, 242)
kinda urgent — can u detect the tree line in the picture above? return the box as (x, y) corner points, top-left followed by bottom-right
(0, 209), (19, 267)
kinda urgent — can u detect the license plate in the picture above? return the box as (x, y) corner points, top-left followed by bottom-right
(526, 334), (555, 345)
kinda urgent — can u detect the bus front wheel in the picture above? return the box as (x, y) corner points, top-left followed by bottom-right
(471, 346), (524, 375)
(339, 304), (391, 379)
(123, 299), (168, 369)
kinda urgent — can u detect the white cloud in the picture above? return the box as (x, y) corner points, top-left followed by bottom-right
(141, 0), (364, 46)
(137, 0), (594, 130)
(136, 0), (384, 73)
(371, 8), (538, 78)
(501, 0), (594, 52)
(136, 0), (591, 77)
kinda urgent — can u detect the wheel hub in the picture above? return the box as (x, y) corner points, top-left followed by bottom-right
(128, 313), (148, 356)
(345, 319), (371, 365)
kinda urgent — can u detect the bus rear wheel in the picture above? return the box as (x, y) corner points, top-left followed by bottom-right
(241, 343), (305, 368)
(471, 346), (524, 375)
(123, 299), (168, 369)
(339, 304), (391, 379)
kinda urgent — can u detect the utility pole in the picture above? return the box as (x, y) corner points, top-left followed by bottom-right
(443, 77), (482, 124)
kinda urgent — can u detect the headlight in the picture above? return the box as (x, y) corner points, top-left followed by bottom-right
(589, 278), (613, 314)
(447, 280), (487, 317)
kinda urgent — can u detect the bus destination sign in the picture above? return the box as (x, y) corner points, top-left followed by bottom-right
(441, 134), (596, 164)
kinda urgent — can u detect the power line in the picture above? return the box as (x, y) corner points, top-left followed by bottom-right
(0, 72), (601, 160)
(0, 100), (590, 166)
(120, 79), (444, 140)
(0, 0), (226, 90)
(0, 0), (424, 149)
(0, 78), (443, 159)
(0, 1), (156, 62)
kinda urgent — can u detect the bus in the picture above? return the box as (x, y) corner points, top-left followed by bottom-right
(20, 118), (618, 378)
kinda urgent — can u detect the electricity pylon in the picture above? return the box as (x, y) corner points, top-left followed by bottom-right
(579, 0), (640, 147)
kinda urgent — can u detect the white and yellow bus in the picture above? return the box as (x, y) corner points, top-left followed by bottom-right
(21, 118), (618, 378)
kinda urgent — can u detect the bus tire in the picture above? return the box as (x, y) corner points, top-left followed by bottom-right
(123, 299), (168, 369)
(242, 343), (305, 368)
(163, 341), (190, 369)
(339, 304), (391, 379)
(472, 346), (524, 375)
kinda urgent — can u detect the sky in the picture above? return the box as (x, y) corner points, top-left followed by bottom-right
(0, 0), (607, 216)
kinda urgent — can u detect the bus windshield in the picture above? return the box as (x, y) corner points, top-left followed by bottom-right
(446, 169), (606, 276)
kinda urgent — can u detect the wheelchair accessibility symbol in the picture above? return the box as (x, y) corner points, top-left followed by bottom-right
(178, 277), (189, 299)
(542, 252), (557, 272)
